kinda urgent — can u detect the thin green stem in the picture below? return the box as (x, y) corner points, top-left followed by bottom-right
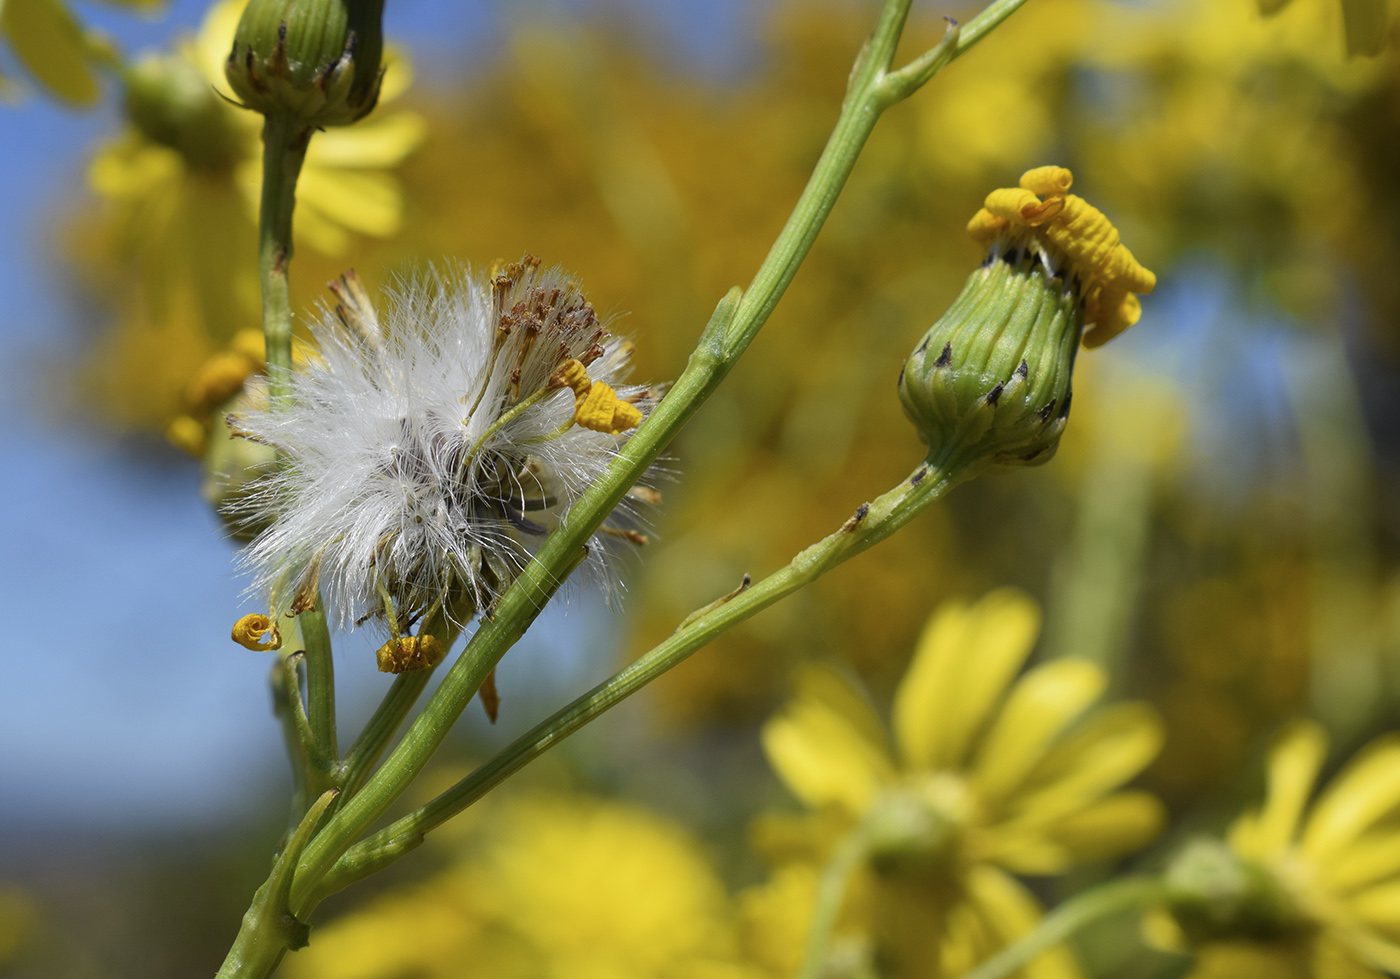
(285, 0), (1030, 914)
(302, 450), (980, 906)
(798, 822), (873, 979)
(954, 876), (1166, 979)
(299, 605), (337, 763)
(334, 612), (461, 806)
(258, 114), (311, 398)
(215, 789), (338, 979)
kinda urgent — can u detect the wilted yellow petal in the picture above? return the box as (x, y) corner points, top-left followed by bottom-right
(894, 589), (1041, 772)
(1019, 165), (1073, 198)
(964, 866), (1083, 979)
(762, 666), (895, 815)
(1237, 720), (1327, 860)
(971, 659), (1105, 810)
(983, 187), (1065, 227)
(1303, 735), (1400, 863)
(2, 0), (99, 104)
(1008, 702), (1164, 825)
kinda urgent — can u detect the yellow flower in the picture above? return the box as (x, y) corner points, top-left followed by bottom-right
(285, 794), (761, 979)
(0, 0), (158, 104)
(78, 0), (425, 429)
(1152, 720), (1400, 978)
(759, 589), (1166, 978)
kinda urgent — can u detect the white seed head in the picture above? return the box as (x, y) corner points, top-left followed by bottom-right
(232, 257), (658, 633)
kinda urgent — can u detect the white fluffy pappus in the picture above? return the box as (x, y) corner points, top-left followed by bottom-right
(232, 256), (659, 634)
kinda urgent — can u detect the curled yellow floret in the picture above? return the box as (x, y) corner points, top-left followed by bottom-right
(575, 382), (643, 434)
(376, 634), (446, 674)
(967, 166), (1156, 347)
(231, 613), (281, 650)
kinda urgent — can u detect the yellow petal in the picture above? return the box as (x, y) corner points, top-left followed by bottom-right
(1189, 942), (1312, 979)
(1325, 930), (1400, 978)
(963, 866), (1083, 979)
(1322, 832), (1400, 894)
(971, 658), (1105, 810)
(297, 167), (405, 238)
(761, 666), (895, 815)
(1008, 703), (1164, 825)
(893, 589), (1041, 772)
(983, 186), (1065, 227)
(967, 208), (1009, 245)
(1240, 720), (1327, 859)
(1303, 735), (1400, 863)
(2, 0), (99, 103)
(989, 790), (1165, 875)
(305, 111), (429, 169)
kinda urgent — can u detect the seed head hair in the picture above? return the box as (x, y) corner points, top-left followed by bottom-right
(231, 257), (658, 634)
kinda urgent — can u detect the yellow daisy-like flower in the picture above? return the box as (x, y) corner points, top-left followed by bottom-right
(1152, 719), (1400, 979)
(966, 166), (1157, 348)
(284, 794), (760, 979)
(760, 588), (1166, 978)
(78, 0), (425, 428)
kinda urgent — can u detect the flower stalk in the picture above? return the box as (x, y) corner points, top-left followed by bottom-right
(953, 876), (1167, 979)
(295, 447), (981, 909)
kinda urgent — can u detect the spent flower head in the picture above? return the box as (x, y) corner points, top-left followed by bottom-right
(234, 257), (659, 640)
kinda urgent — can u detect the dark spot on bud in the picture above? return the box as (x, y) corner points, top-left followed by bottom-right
(911, 466), (928, 486)
(934, 342), (953, 368)
(1038, 398), (1058, 421)
(1002, 247), (1019, 264)
(898, 365), (905, 386)
(986, 382), (1005, 406)
(1016, 359), (1029, 379)
(1029, 252), (1043, 270)
(916, 336), (930, 355)
(1058, 391), (1073, 418)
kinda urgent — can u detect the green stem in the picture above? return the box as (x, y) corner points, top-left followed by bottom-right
(215, 790), (339, 979)
(301, 451), (980, 906)
(258, 114), (311, 399)
(798, 822), (873, 979)
(299, 605), (337, 764)
(954, 876), (1166, 979)
(334, 612), (462, 806)
(284, 0), (1031, 915)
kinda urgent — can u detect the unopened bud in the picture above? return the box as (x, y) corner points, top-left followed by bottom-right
(124, 52), (243, 170)
(224, 0), (385, 127)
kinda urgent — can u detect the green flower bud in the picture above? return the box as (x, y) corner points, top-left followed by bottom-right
(900, 166), (1156, 468)
(223, 0), (385, 127)
(1162, 838), (1306, 945)
(124, 53), (244, 170)
(899, 245), (1080, 468)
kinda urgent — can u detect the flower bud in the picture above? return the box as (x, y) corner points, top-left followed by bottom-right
(900, 166), (1155, 467)
(224, 0), (385, 127)
(1161, 838), (1304, 945)
(124, 52), (244, 170)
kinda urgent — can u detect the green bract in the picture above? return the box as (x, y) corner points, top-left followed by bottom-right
(224, 0), (384, 127)
(898, 245), (1081, 468)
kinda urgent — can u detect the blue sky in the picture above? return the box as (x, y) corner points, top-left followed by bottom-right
(0, 0), (766, 836)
